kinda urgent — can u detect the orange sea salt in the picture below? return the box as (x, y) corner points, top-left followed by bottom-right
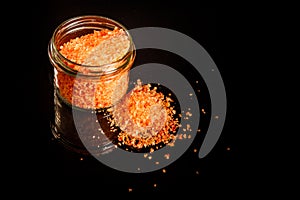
(55, 27), (133, 109)
(108, 80), (179, 150)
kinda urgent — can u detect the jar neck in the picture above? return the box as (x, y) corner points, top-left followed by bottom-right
(47, 15), (135, 77)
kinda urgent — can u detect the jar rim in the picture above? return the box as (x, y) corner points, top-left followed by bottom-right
(49, 15), (135, 75)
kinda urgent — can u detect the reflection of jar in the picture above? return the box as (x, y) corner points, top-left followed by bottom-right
(47, 15), (135, 155)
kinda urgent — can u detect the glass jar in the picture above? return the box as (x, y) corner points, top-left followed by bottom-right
(47, 15), (136, 155)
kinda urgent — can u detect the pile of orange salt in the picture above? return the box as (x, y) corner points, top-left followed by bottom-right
(107, 80), (179, 150)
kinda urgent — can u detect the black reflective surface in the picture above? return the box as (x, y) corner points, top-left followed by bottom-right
(27, 2), (242, 195)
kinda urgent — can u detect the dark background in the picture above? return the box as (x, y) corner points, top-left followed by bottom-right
(25, 1), (246, 195)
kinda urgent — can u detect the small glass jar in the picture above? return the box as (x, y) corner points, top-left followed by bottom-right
(47, 15), (136, 155)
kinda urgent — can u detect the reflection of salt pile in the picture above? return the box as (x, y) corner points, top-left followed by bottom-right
(108, 80), (179, 149)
